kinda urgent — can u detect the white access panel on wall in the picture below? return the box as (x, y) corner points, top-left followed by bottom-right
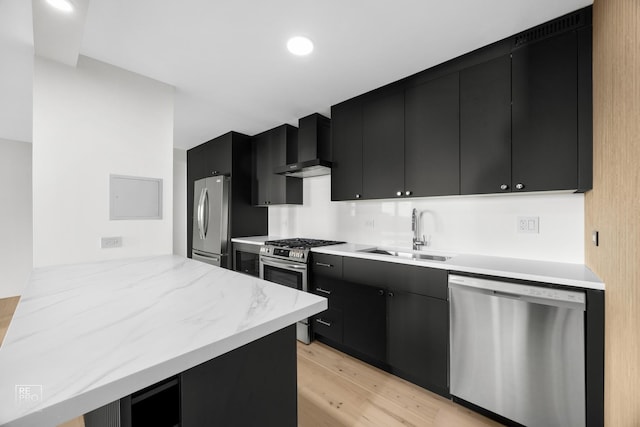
(110, 174), (163, 220)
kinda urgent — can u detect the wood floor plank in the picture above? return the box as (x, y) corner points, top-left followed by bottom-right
(299, 355), (430, 426)
(298, 341), (502, 427)
(0, 296), (20, 345)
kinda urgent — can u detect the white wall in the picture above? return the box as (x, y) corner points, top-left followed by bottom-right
(32, 56), (174, 267)
(173, 148), (187, 257)
(269, 175), (585, 263)
(0, 139), (32, 297)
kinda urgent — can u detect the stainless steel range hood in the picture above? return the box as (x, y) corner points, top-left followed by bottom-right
(274, 113), (331, 178)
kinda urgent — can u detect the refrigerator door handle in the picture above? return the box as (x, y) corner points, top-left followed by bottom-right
(197, 187), (207, 240)
(202, 187), (209, 238)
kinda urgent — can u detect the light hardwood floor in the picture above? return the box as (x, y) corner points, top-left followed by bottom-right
(1, 297), (499, 427)
(298, 342), (500, 427)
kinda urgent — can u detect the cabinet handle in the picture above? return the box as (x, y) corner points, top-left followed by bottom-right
(500, 184), (509, 190)
(378, 289), (385, 296)
(388, 291), (394, 297)
(396, 191), (402, 196)
(315, 318), (332, 327)
(515, 183), (524, 190)
(405, 190), (412, 196)
(315, 287), (332, 295)
(315, 262), (333, 268)
(355, 194), (361, 199)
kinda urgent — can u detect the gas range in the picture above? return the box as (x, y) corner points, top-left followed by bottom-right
(259, 238), (345, 263)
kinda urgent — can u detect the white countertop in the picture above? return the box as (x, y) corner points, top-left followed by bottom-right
(313, 243), (604, 291)
(231, 236), (281, 245)
(231, 236), (604, 290)
(0, 255), (326, 427)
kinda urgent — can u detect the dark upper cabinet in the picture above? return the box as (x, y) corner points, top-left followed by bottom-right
(512, 31), (579, 192)
(187, 132), (267, 260)
(362, 90), (405, 199)
(460, 55), (512, 195)
(329, 7), (592, 200)
(405, 73), (460, 197)
(387, 291), (448, 397)
(252, 124), (302, 206)
(331, 100), (363, 201)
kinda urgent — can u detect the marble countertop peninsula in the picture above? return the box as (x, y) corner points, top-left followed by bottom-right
(0, 255), (326, 427)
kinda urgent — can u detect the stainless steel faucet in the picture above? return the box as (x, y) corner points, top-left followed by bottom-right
(412, 208), (431, 250)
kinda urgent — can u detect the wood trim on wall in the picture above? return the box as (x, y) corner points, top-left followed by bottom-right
(586, 0), (640, 425)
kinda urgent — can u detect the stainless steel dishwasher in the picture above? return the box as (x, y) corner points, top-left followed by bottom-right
(449, 274), (586, 427)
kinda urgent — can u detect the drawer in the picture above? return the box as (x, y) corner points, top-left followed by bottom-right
(311, 276), (344, 309)
(313, 308), (343, 343)
(311, 253), (343, 279)
(343, 257), (448, 300)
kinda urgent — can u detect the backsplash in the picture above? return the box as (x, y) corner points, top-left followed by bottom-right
(268, 175), (585, 263)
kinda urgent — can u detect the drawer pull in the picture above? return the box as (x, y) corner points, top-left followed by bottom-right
(315, 262), (333, 268)
(315, 287), (332, 295)
(315, 318), (332, 327)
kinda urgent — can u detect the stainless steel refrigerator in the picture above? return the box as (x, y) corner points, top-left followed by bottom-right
(192, 175), (230, 267)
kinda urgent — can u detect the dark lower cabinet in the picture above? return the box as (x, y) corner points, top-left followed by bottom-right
(181, 326), (297, 427)
(85, 326), (297, 427)
(311, 254), (449, 397)
(387, 291), (448, 397)
(342, 282), (386, 363)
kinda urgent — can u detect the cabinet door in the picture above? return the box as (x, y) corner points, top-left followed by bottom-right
(268, 128), (288, 204)
(342, 281), (387, 363)
(362, 91), (405, 199)
(460, 55), (512, 194)
(405, 73), (460, 197)
(331, 101), (363, 201)
(512, 32), (578, 192)
(252, 132), (271, 205)
(387, 291), (448, 397)
(181, 326), (297, 427)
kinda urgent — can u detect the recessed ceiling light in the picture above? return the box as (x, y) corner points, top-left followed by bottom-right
(46, 0), (74, 13)
(287, 36), (314, 56)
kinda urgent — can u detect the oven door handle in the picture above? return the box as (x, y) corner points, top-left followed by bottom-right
(260, 256), (308, 271)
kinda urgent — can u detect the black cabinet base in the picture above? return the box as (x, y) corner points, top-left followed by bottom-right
(85, 326), (297, 427)
(181, 325), (297, 427)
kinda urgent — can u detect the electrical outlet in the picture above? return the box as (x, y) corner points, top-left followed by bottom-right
(364, 219), (375, 228)
(101, 236), (122, 248)
(517, 216), (539, 234)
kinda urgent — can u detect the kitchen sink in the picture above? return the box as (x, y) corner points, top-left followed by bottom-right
(358, 248), (453, 262)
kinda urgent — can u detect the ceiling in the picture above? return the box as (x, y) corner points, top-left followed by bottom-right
(1, 0), (592, 149)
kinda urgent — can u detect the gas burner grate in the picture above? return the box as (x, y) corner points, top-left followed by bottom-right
(264, 238), (345, 249)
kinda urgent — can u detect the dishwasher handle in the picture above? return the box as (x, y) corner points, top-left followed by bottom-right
(449, 275), (586, 311)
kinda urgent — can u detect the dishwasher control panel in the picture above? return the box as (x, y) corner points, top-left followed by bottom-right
(449, 275), (586, 306)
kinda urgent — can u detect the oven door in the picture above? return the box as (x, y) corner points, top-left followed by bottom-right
(259, 256), (311, 344)
(259, 256), (308, 292)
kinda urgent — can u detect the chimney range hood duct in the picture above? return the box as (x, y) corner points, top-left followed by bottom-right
(274, 113), (331, 178)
